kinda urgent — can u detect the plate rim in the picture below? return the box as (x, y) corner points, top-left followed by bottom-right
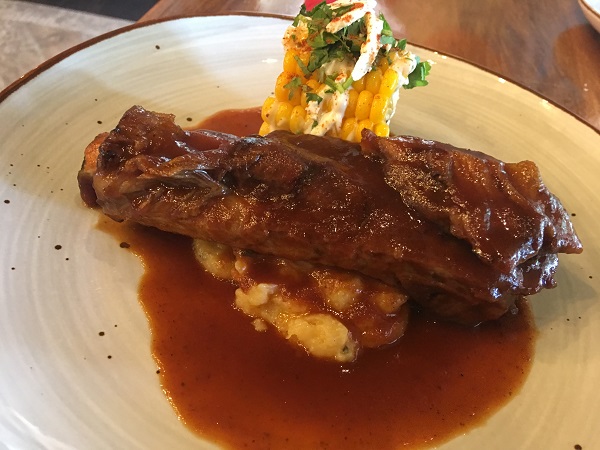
(579, 0), (600, 33)
(579, 0), (600, 19)
(0, 12), (598, 134)
(0, 11), (597, 449)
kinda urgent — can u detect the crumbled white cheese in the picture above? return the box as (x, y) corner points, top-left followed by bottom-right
(351, 12), (384, 81)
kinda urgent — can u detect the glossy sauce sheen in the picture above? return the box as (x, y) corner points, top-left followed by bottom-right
(101, 109), (537, 449)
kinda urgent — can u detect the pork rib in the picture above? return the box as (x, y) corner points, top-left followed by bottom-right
(78, 106), (582, 324)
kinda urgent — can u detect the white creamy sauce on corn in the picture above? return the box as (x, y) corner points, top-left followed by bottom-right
(305, 58), (353, 135)
(299, 50), (417, 138)
(305, 86), (349, 136)
(385, 51), (418, 120)
(391, 51), (418, 85)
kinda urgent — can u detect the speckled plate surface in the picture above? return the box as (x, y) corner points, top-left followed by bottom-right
(0, 15), (598, 450)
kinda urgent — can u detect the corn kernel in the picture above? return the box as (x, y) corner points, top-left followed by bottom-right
(345, 89), (359, 119)
(355, 90), (374, 121)
(294, 52), (311, 78)
(275, 72), (302, 105)
(370, 94), (388, 124)
(378, 56), (390, 74)
(261, 96), (276, 122)
(340, 118), (357, 141)
(300, 92), (308, 108)
(290, 105), (306, 134)
(275, 102), (293, 128)
(380, 68), (399, 98)
(374, 122), (390, 137)
(259, 122), (271, 136)
(365, 70), (382, 94)
(306, 79), (321, 91)
(275, 72), (293, 101)
(290, 88), (302, 106)
(356, 119), (374, 141)
(300, 79), (321, 107)
(352, 77), (366, 92)
(283, 50), (298, 74)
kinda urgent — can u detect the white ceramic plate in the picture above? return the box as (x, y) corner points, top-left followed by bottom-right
(579, 0), (600, 34)
(0, 15), (598, 450)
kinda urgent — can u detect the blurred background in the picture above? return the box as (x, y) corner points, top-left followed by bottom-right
(24, 0), (157, 20)
(0, 0), (157, 89)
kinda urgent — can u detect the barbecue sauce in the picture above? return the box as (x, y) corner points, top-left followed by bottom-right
(99, 108), (537, 449)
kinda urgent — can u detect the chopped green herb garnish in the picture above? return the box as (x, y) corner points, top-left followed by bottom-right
(380, 15), (397, 47)
(289, 1), (429, 93)
(297, 2), (368, 74)
(306, 92), (324, 104)
(404, 59), (431, 89)
(324, 75), (345, 93)
(341, 77), (354, 91)
(293, 55), (312, 77)
(284, 76), (303, 99)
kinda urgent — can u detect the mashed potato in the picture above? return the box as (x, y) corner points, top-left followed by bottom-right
(193, 239), (409, 363)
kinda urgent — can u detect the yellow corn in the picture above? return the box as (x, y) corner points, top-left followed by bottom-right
(283, 50), (310, 79)
(357, 119), (374, 137)
(370, 94), (388, 124)
(345, 89), (359, 119)
(301, 79), (320, 108)
(275, 72), (302, 105)
(380, 68), (399, 98)
(352, 77), (366, 92)
(289, 105), (306, 134)
(259, 121), (271, 136)
(374, 122), (390, 137)
(300, 92), (308, 109)
(283, 50), (297, 74)
(340, 118), (357, 140)
(261, 96), (276, 123)
(379, 56), (390, 74)
(355, 90), (374, 121)
(260, 51), (401, 142)
(295, 52), (311, 78)
(306, 79), (320, 91)
(275, 102), (293, 128)
(274, 72), (291, 102)
(365, 70), (382, 94)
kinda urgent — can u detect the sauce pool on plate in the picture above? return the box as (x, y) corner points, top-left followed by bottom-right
(98, 108), (537, 450)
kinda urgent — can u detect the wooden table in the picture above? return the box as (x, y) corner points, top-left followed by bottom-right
(141, 0), (600, 130)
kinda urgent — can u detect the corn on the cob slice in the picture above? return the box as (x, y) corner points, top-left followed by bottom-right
(261, 48), (414, 142)
(259, 0), (430, 142)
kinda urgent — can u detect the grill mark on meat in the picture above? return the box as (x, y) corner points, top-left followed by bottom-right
(78, 106), (582, 324)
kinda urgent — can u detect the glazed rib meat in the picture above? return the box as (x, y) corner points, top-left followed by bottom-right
(78, 106), (582, 324)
